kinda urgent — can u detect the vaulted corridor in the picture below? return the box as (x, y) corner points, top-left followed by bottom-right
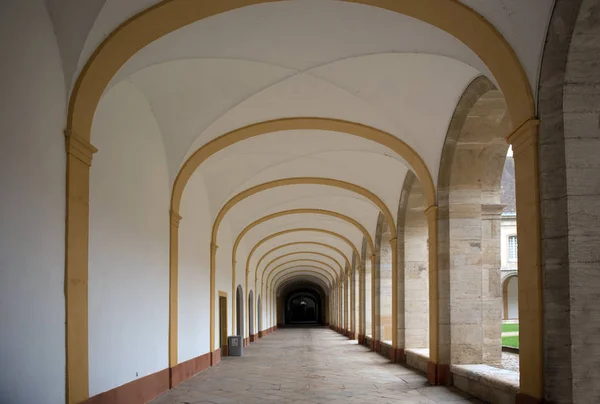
(2, 1), (600, 404)
(150, 328), (479, 404)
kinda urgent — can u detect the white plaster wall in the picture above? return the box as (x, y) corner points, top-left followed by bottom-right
(89, 82), (169, 396)
(507, 277), (519, 320)
(0, 2), (66, 403)
(178, 171), (212, 362)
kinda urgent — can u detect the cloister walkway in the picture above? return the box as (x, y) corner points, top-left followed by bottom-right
(150, 328), (482, 404)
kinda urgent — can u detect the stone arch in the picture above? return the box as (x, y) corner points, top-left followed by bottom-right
(374, 213), (393, 345)
(63, 1), (538, 396)
(437, 75), (510, 371)
(538, 1), (600, 401)
(210, 177), (393, 351)
(231, 208), (375, 330)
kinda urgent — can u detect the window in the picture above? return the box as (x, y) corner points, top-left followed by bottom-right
(508, 235), (518, 261)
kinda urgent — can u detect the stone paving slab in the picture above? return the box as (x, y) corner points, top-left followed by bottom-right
(150, 328), (484, 404)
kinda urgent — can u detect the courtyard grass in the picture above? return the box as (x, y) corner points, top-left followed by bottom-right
(502, 336), (519, 348)
(502, 323), (519, 333)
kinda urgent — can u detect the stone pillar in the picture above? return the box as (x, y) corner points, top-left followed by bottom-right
(209, 242), (218, 354)
(405, 204), (429, 350)
(425, 206), (444, 384)
(358, 264), (365, 341)
(65, 131), (97, 404)
(481, 203), (504, 366)
(350, 267), (356, 338)
(507, 120), (543, 402)
(370, 255), (377, 345)
(343, 275), (349, 333)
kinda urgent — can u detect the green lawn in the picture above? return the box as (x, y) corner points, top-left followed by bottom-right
(502, 336), (519, 348)
(502, 323), (519, 333)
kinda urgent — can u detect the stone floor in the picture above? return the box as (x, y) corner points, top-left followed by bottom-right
(150, 328), (483, 404)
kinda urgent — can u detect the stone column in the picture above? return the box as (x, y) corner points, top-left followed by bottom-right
(481, 203), (504, 366)
(65, 131), (97, 404)
(358, 265), (365, 342)
(507, 120), (543, 402)
(425, 205), (443, 384)
(370, 255), (377, 349)
(350, 267), (356, 338)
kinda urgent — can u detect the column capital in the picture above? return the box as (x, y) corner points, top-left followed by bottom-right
(210, 241), (219, 253)
(481, 203), (505, 219)
(424, 205), (438, 218)
(388, 237), (398, 246)
(64, 130), (98, 166)
(170, 209), (182, 227)
(506, 118), (540, 158)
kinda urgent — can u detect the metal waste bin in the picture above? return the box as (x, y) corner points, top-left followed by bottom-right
(228, 336), (243, 356)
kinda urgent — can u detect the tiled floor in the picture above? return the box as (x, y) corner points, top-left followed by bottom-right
(150, 328), (483, 404)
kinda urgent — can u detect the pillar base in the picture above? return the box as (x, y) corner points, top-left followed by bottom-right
(372, 339), (380, 353)
(515, 393), (543, 404)
(258, 331), (263, 338)
(348, 331), (355, 340)
(343, 329), (349, 337)
(427, 361), (451, 385)
(391, 348), (405, 364)
(250, 334), (257, 343)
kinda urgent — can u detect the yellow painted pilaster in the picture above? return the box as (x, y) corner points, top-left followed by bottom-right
(169, 210), (182, 368)
(425, 205), (439, 364)
(65, 131), (97, 404)
(507, 119), (543, 400)
(209, 242), (218, 351)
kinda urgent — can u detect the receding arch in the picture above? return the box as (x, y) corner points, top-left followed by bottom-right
(271, 267), (335, 291)
(230, 208), (375, 330)
(246, 227), (360, 284)
(260, 251), (345, 302)
(64, 1), (537, 397)
(273, 271), (332, 294)
(268, 265), (336, 292)
(69, 0), (533, 143)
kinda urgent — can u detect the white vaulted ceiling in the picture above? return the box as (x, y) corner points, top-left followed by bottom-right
(49, 0), (555, 287)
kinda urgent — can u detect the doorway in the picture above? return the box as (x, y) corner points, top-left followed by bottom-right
(219, 293), (227, 356)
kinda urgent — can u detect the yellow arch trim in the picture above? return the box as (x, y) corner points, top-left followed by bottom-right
(271, 268), (333, 291)
(270, 265), (336, 289)
(268, 259), (338, 283)
(230, 208), (375, 331)
(267, 263), (337, 293)
(69, 0), (533, 142)
(210, 177), (390, 350)
(273, 270), (331, 293)
(246, 227), (359, 281)
(65, 0), (535, 399)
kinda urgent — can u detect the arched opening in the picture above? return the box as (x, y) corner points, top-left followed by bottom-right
(248, 290), (254, 341)
(438, 75), (513, 372)
(287, 293), (319, 324)
(236, 285), (244, 337)
(503, 276), (519, 321)
(375, 214), (393, 345)
(278, 280), (326, 326)
(398, 173), (430, 352)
